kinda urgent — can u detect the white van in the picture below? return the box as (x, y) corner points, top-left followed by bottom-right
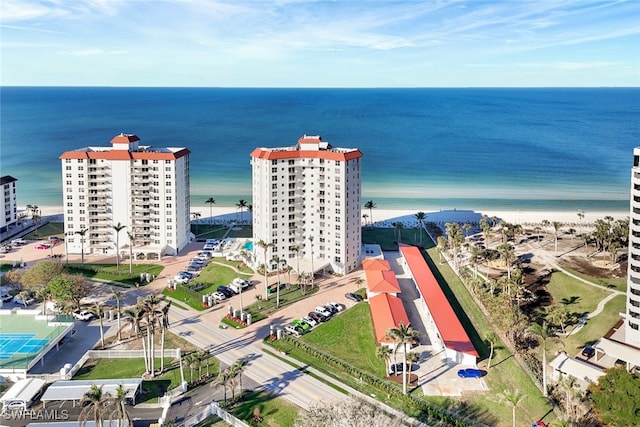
(228, 278), (250, 294)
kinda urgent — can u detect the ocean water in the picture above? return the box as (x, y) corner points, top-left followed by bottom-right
(1, 87), (638, 212)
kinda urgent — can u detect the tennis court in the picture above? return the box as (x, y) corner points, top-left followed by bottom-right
(0, 333), (50, 360)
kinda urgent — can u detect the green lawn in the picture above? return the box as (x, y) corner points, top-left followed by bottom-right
(559, 265), (627, 292)
(302, 302), (384, 375)
(65, 263), (164, 287)
(546, 270), (610, 317)
(227, 389), (298, 427)
(24, 222), (65, 240)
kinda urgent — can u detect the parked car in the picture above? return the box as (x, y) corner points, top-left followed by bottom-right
(324, 304), (338, 315)
(457, 368), (484, 378)
(307, 312), (325, 323)
(186, 264), (202, 272)
(581, 345), (595, 359)
(302, 315), (318, 327)
(0, 245), (10, 253)
(10, 238), (27, 246)
(189, 257), (205, 265)
(14, 293), (35, 306)
(205, 238), (219, 245)
(345, 292), (363, 302)
(196, 251), (211, 260)
(203, 243), (216, 251)
(35, 242), (51, 250)
(173, 271), (194, 284)
(284, 324), (303, 337)
(1, 293), (13, 302)
(327, 302), (344, 312)
(48, 236), (61, 245)
(229, 278), (251, 294)
(292, 319), (311, 332)
(217, 286), (234, 298)
(314, 306), (332, 318)
(211, 292), (226, 302)
(72, 310), (95, 321)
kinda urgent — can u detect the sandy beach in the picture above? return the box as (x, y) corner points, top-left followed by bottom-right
(32, 204), (628, 229)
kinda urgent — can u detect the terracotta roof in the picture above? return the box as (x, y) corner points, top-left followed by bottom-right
(111, 133), (140, 144)
(365, 269), (401, 294)
(362, 259), (391, 271)
(298, 135), (322, 144)
(399, 244), (479, 357)
(369, 293), (411, 344)
(250, 147), (363, 162)
(60, 148), (190, 161)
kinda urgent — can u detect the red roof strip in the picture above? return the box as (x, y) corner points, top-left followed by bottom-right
(365, 269), (401, 293)
(111, 134), (140, 144)
(250, 147), (363, 162)
(362, 259), (391, 271)
(60, 148), (190, 161)
(369, 293), (411, 344)
(398, 244), (479, 357)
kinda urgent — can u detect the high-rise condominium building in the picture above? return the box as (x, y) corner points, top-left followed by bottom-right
(251, 135), (362, 276)
(626, 147), (640, 346)
(0, 175), (18, 233)
(59, 134), (191, 259)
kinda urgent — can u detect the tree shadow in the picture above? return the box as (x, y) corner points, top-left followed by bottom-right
(561, 296), (581, 305)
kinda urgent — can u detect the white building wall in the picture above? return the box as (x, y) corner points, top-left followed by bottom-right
(61, 135), (190, 259)
(251, 136), (362, 276)
(0, 177), (18, 231)
(626, 147), (640, 347)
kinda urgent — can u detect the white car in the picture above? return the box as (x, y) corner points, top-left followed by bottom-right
(211, 291), (226, 302)
(314, 306), (332, 318)
(72, 310), (95, 321)
(327, 302), (344, 312)
(302, 316), (317, 327)
(189, 258), (205, 265)
(284, 324), (302, 337)
(10, 238), (27, 246)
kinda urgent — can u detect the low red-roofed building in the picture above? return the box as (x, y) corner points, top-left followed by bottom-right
(369, 293), (411, 348)
(399, 243), (479, 365)
(362, 258), (391, 271)
(365, 269), (401, 297)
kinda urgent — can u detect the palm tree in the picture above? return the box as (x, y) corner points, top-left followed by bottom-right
(141, 295), (163, 376)
(112, 289), (123, 342)
(75, 228), (88, 265)
(552, 221), (562, 255)
(376, 345), (393, 376)
(364, 200), (376, 225)
(236, 199), (248, 223)
(308, 235), (315, 288)
(127, 231), (135, 274)
(256, 240), (273, 300)
(393, 222), (404, 243)
(500, 388), (525, 427)
(362, 213), (369, 226)
(17, 290), (31, 308)
(354, 276), (364, 291)
(406, 351), (419, 380)
(94, 302), (105, 348)
(497, 243), (516, 281)
(486, 332), (499, 369)
(159, 300), (171, 374)
(191, 212), (201, 236)
(79, 384), (109, 427)
(214, 367), (231, 401)
(577, 210), (585, 235)
(36, 287), (51, 315)
(205, 197), (216, 225)
(528, 322), (551, 397)
(113, 222), (126, 272)
(385, 322), (420, 395)
(271, 255), (282, 307)
(414, 211), (426, 245)
(232, 358), (248, 396)
(105, 384), (133, 427)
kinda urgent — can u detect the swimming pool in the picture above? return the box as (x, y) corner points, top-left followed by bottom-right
(243, 241), (253, 251)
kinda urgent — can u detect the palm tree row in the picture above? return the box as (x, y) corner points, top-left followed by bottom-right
(79, 383), (132, 427)
(122, 295), (171, 377)
(212, 358), (248, 402)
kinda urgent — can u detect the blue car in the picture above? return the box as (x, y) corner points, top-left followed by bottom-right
(457, 368), (484, 378)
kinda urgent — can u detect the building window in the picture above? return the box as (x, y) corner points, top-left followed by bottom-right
(335, 224), (341, 230)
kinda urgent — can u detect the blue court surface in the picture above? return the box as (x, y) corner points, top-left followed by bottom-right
(0, 333), (49, 360)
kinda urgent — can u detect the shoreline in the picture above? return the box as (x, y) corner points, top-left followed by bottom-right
(31, 205), (629, 227)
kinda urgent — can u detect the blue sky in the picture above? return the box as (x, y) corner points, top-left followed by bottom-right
(1, 0), (639, 87)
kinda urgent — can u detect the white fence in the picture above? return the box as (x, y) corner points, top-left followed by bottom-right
(66, 349), (181, 379)
(184, 401), (249, 427)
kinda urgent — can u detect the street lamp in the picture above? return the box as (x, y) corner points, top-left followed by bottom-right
(64, 232), (70, 265)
